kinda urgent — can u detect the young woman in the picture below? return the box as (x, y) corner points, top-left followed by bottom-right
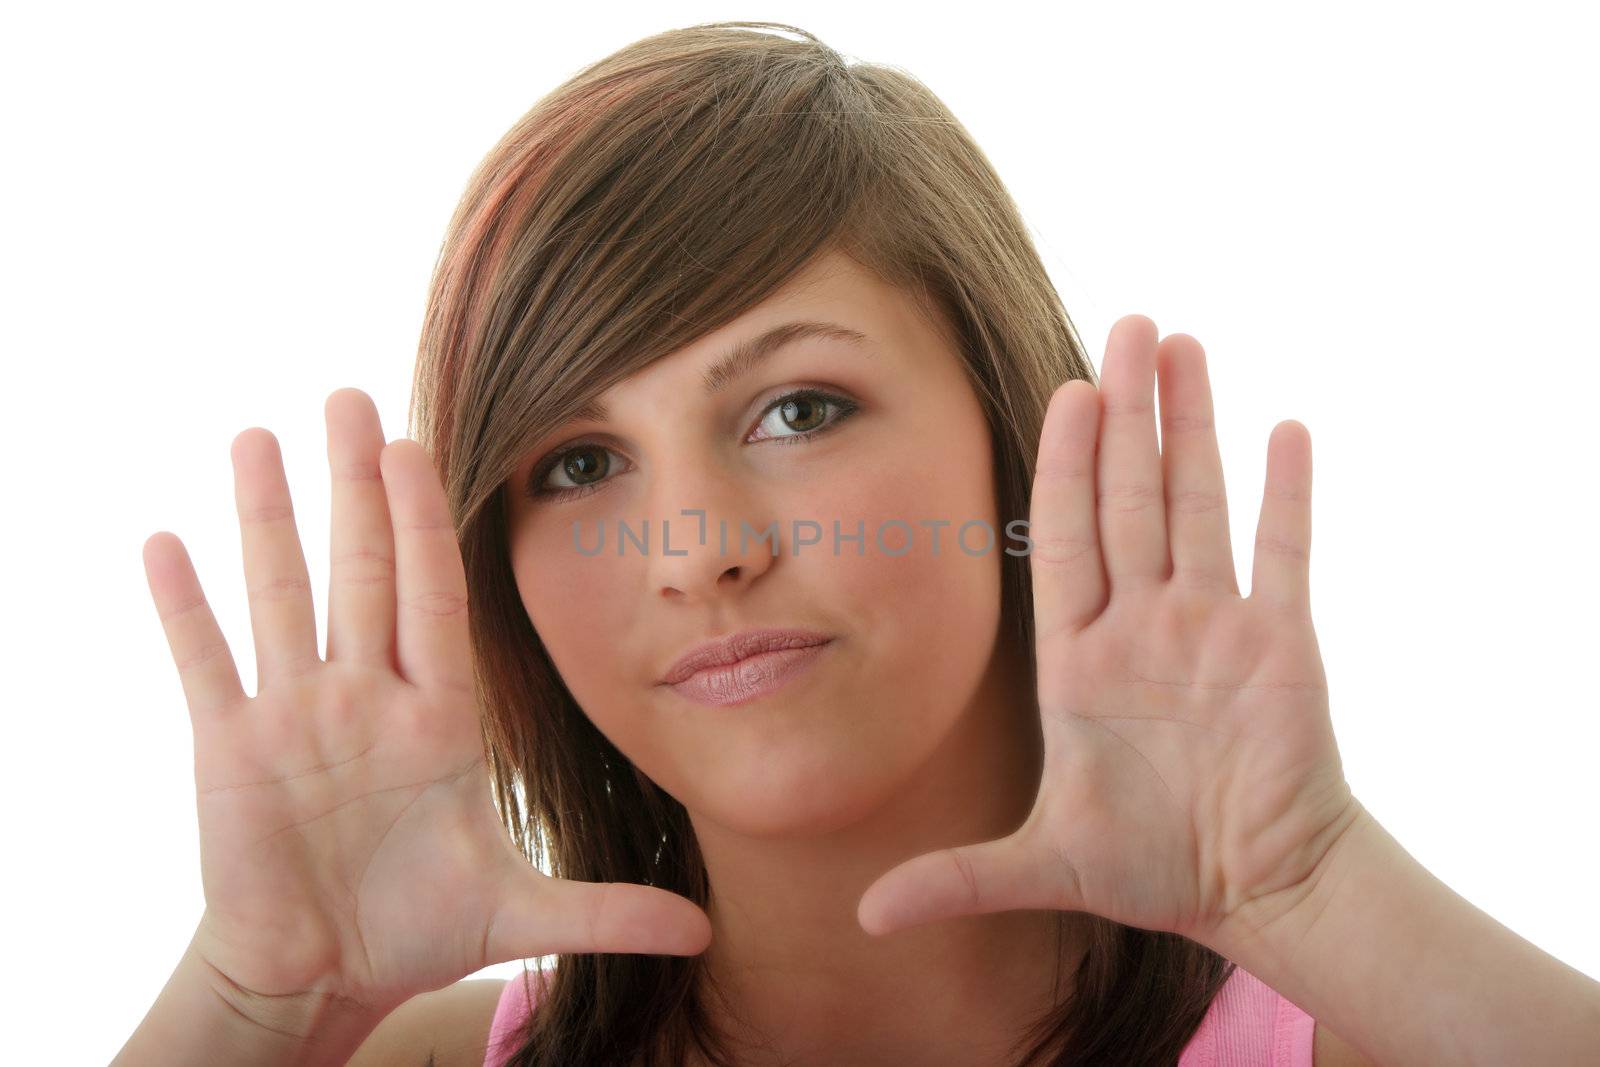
(114, 21), (1600, 1067)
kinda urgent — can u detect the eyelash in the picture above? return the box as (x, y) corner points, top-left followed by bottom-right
(525, 388), (861, 503)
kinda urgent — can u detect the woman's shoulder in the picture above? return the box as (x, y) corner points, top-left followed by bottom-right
(345, 978), (509, 1067)
(1177, 964), (1316, 1067)
(483, 968), (555, 1067)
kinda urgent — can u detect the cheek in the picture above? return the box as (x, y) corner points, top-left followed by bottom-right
(814, 409), (1001, 603)
(510, 523), (637, 709)
(801, 417), (1004, 698)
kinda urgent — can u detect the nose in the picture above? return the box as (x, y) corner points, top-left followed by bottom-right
(645, 464), (779, 603)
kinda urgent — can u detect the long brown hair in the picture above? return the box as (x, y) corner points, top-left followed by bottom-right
(407, 21), (1234, 1066)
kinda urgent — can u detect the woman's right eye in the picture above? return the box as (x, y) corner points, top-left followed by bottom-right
(527, 442), (619, 502)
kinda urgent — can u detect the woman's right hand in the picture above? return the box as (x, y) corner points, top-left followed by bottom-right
(140, 388), (711, 1024)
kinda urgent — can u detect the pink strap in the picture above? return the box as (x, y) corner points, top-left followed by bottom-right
(1178, 964), (1316, 1066)
(483, 961), (1315, 1066)
(483, 968), (547, 1067)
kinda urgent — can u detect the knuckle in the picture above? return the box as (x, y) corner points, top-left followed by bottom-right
(1034, 460), (1092, 483)
(1028, 534), (1096, 569)
(329, 454), (383, 484)
(174, 636), (231, 675)
(949, 850), (981, 910)
(159, 589), (209, 626)
(248, 573), (313, 601)
(330, 545), (396, 582)
(1166, 488), (1227, 515)
(1161, 411), (1215, 435)
(1266, 483), (1311, 504)
(1253, 535), (1308, 563)
(1169, 567), (1233, 593)
(585, 880), (610, 946)
(1098, 481), (1161, 513)
(237, 502), (295, 526)
(401, 588), (470, 620)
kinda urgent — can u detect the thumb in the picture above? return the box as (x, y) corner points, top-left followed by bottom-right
(484, 867), (713, 965)
(857, 832), (1080, 937)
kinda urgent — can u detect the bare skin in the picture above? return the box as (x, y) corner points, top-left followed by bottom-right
(118, 391), (713, 1067)
(118, 228), (1401, 1065)
(122, 235), (1397, 1064)
(504, 249), (1090, 1064)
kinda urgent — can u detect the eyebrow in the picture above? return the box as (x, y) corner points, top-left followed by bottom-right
(564, 320), (872, 424)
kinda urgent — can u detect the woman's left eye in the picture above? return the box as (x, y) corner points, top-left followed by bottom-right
(749, 388), (859, 445)
(526, 388), (860, 502)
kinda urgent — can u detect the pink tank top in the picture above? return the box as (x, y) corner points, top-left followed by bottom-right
(483, 962), (1314, 1066)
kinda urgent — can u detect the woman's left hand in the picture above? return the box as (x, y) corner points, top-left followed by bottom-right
(858, 314), (1362, 948)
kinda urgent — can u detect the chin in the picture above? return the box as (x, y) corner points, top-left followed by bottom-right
(671, 728), (926, 841)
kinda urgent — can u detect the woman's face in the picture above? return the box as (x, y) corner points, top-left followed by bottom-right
(504, 249), (1009, 837)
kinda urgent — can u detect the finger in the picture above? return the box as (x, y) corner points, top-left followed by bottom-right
(232, 429), (321, 690)
(382, 439), (475, 696)
(142, 532), (248, 721)
(1097, 315), (1170, 588)
(1155, 334), (1239, 594)
(1248, 421), (1313, 619)
(856, 833), (1080, 937)
(1030, 379), (1107, 641)
(484, 871), (713, 963)
(324, 390), (397, 668)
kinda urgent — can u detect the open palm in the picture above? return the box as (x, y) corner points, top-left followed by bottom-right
(858, 316), (1360, 947)
(143, 389), (711, 1020)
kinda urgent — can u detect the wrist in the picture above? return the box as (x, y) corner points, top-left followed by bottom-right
(193, 944), (388, 1062)
(113, 929), (388, 1067)
(1187, 796), (1600, 1065)
(1203, 794), (1382, 964)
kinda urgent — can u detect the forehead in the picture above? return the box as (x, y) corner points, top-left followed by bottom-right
(699, 248), (898, 333)
(602, 251), (931, 395)
(770, 247), (878, 298)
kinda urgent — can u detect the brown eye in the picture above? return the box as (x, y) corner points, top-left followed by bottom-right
(529, 443), (615, 500)
(559, 447), (608, 485)
(778, 396), (826, 433)
(750, 388), (858, 444)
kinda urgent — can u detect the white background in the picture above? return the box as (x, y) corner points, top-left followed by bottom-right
(6, 2), (1597, 1062)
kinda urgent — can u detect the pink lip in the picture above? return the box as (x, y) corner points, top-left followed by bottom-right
(658, 628), (835, 707)
(664, 641), (834, 707)
(659, 628), (834, 685)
